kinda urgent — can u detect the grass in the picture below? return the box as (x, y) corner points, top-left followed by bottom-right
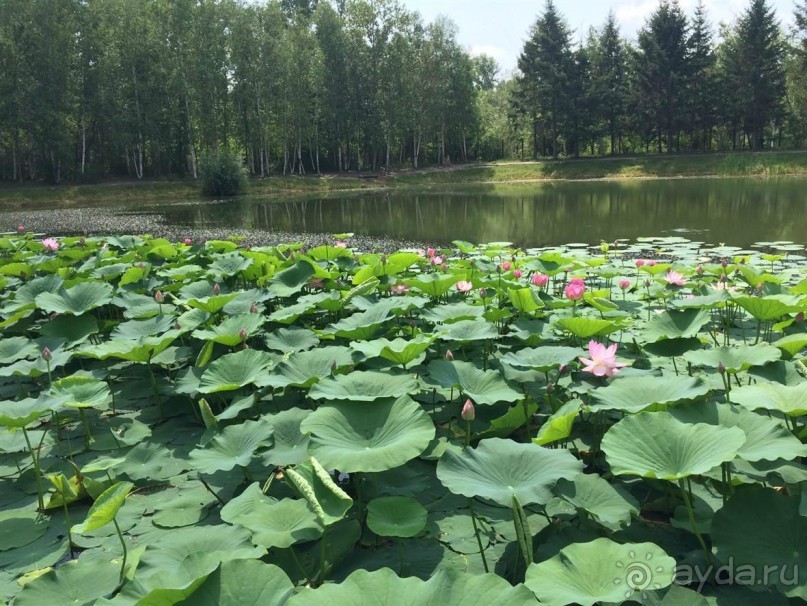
(2, 151), (807, 206)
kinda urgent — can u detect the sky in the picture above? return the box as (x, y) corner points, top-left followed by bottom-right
(400, 0), (799, 75)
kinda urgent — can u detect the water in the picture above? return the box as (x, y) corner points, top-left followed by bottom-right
(15, 177), (807, 248)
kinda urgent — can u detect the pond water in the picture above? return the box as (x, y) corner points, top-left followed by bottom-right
(15, 177), (807, 248)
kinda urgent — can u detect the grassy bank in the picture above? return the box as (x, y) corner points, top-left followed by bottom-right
(2, 151), (807, 205)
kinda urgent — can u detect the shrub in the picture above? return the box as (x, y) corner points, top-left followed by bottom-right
(199, 149), (248, 197)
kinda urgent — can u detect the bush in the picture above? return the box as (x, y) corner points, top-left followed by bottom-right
(199, 149), (248, 197)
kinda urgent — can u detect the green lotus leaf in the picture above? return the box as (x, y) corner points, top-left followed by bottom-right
(35, 281), (114, 315)
(326, 301), (401, 340)
(224, 491), (323, 549)
(268, 292), (332, 324)
(198, 349), (274, 393)
(261, 408), (312, 466)
(552, 474), (639, 531)
(13, 556), (120, 606)
(500, 345), (582, 371)
(590, 375), (709, 413)
(427, 360), (521, 404)
(7, 274), (63, 313)
(208, 252), (253, 276)
(683, 344), (781, 372)
(556, 316), (619, 338)
(712, 487), (807, 599)
(421, 302), (485, 324)
(670, 402), (807, 462)
(189, 419), (273, 474)
(734, 295), (801, 321)
(731, 381), (807, 416)
(113, 290), (162, 319)
(49, 375), (111, 409)
(285, 457), (353, 526)
(72, 481), (133, 534)
(353, 335), (435, 367)
(192, 313), (266, 347)
(77, 332), (179, 363)
(642, 308), (710, 341)
(152, 487), (216, 529)
(256, 346), (353, 389)
(111, 315), (175, 340)
(300, 395), (435, 473)
(642, 337), (702, 357)
(772, 333), (807, 358)
(367, 496), (427, 538)
(436, 437), (583, 507)
(0, 395), (53, 428)
(404, 273), (460, 298)
(267, 261), (316, 297)
(0, 508), (49, 551)
(39, 313), (98, 346)
(438, 319), (498, 342)
(288, 567), (537, 606)
(508, 287), (544, 313)
(119, 442), (190, 481)
(178, 560), (294, 606)
(264, 326), (320, 353)
(602, 412), (746, 481)
(533, 399), (580, 446)
(0, 336), (39, 363)
(308, 371), (418, 402)
(524, 538), (676, 606)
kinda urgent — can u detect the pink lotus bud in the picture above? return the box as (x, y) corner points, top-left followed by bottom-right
(564, 280), (585, 301)
(646, 260), (656, 267)
(250, 303), (259, 314)
(513, 269), (523, 279)
(239, 328), (248, 342)
(41, 347), (52, 361)
(427, 247), (436, 258)
(558, 364), (568, 375)
(546, 382), (554, 394)
(440, 262), (447, 273)
(618, 279), (630, 290)
(756, 283), (764, 292)
(154, 290), (164, 303)
(212, 283), (221, 295)
(183, 238), (193, 245)
(644, 279), (651, 288)
(718, 362), (726, 375)
(721, 259), (728, 268)
(501, 261), (511, 271)
(16, 225), (25, 232)
(531, 274), (549, 287)
(445, 349), (454, 361)
(479, 287), (487, 299)
(461, 399), (475, 421)
(635, 259), (645, 267)
(696, 265), (704, 276)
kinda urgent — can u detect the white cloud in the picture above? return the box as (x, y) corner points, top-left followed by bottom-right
(469, 44), (506, 61)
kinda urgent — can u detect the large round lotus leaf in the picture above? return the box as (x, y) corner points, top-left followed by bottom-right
(670, 402), (807, 462)
(35, 281), (114, 315)
(533, 399), (580, 446)
(602, 413), (746, 481)
(77, 333), (178, 363)
(300, 395), (435, 473)
(256, 346), (353, 389)
(189, 419), (273, 474)
(641, 308), (710, 341)
(198, 349), (274, 393)
(351, 335), (435, 367)
(0, 508), (49, 550)
(326, 301), (398, 340)
(49, 375), (111, 409)
(731, 382), (807, 417)
(0, 336), (39, 363)
(0, 395), (52, 427)
(264, 326), (320, 353)
(13, 555), (120, 606)
(39, 313), (98, 346)
(683, 344), (781, 372)
(119, 442), (190, 481)
(308, 371), (419, 401)
(711, 487), (807, 599)
(111, 314), (175, 340)
(267, 261), (316, 297)
(261, 408), (312, 466)
(178, 560), (294, 606)
(734, 295), (801, 321)
(500, 345), (580, 371)
(590, 375), (709, 412)
(367, 496), (427, 538)
(555, 317), (619, 338)
(552, 474), (639, 531)
(187, 293), (240, 314)
(192, 313), (265, 347)
(772, 333), (807, 358)
(438, 319), (498, 342)
(427, 360), (521, 404)
(421, 302), (485, 324)
(524, 538), (676, 606)
(152, 490), (215, 529)
(288, 567), (537, 606)
(404, 273), (460, 298)
(436, 438), (583, 507)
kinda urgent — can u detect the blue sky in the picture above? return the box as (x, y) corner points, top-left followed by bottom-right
(401, 0), (799, 74)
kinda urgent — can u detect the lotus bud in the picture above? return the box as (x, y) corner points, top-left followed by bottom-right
(618, 279), (630, 290)
(427, 247), (436, 258)
(546, 382), (554, 394)
(514, 269), (523, 279)
(721, 259), (728, 268)
(16, 224), (25, 232)
(479, 287), (487, 299)
(797, 312), (804, 324)
(137, 262), (144, 269)
(79, 237), (85, 247)
(461, 399), (475, 421)
(380, 254), (387, 265)
(558, 364), (569, 376)
(469, 259), (476, 267)
(239, 328), (248, 342)
(212, 283), (221, 295)
(440, 262), (447, 273)
(696, 265), (704, 276)
(174, 322), (181, 330)
(250, 303), (259, 314)
(635, 259), (645, 267)
(717, 362), (726, 375)
(154, 290), (165, 303)
(644, 279), (651, 288)
(41, 347), (52, 362)
(19, 271), (26, 281)
(719, 273), (728, 283)
(184, 237), (192, 245)
(445, 349), (454, 361)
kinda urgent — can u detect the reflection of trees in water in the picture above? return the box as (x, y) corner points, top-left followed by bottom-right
(165, 179), (807, 247)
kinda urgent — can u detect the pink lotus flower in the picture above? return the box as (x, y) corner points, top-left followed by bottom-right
(565, 279), (585, 300)
(183, 238), (193, 245)
(635, 259), (645, 267)
(427, 247), (436, 258)
(646, 260), (657, 267)
(531, 274), (549, 287)
(430, 256), (443, 265)
(391, 283), (410, 296)
(579, 340), (627, 378)
(513, 269), (523, 279)
(501, 261), (511, 271)
(41, 237), (59, 252)
(665, 270), (686, 286)
(17, 225), (25, 233)
(154, 290), (165, 303)
(334, 241), (347, 248)
(455, 280), (473, 293)
(618, 279), (631, 290)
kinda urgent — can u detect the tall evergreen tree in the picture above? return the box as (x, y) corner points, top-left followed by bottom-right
(591, 12), (628, 155)
(687, 1), (718, 150)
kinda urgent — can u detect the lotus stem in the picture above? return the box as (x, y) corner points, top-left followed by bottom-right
(22, 427), (44, 511)
(317, 526), (328, 586)
(468, 498), (489, 573)
(678, 478), (711, 565)
(289, 546), (314, 586)
(112, 517), (128, 584)
(79, 409), (92, 449)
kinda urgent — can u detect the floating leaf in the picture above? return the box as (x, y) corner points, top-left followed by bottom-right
(35, 282), (114, 315)
(198, 349), (274, 393)
(590, 375), (709, 413)
(189, 419), (273, 474)
(367, 496), (427, 538)
(308, 371), (418, 402)
(427, 360), (521, 404)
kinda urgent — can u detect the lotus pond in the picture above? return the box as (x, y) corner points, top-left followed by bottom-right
(1, 233), (806, 605)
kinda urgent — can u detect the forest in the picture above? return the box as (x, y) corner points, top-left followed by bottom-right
(0, 0), (806, 183)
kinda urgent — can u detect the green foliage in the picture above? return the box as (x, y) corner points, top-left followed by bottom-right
(199, 150), (249, 197)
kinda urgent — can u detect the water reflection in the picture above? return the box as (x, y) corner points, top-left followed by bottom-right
(151, 178), (807, 247)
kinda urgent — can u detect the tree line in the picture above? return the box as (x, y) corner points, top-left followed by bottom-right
(500, 0), (807, 159)
(1, 0), (806, 184)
